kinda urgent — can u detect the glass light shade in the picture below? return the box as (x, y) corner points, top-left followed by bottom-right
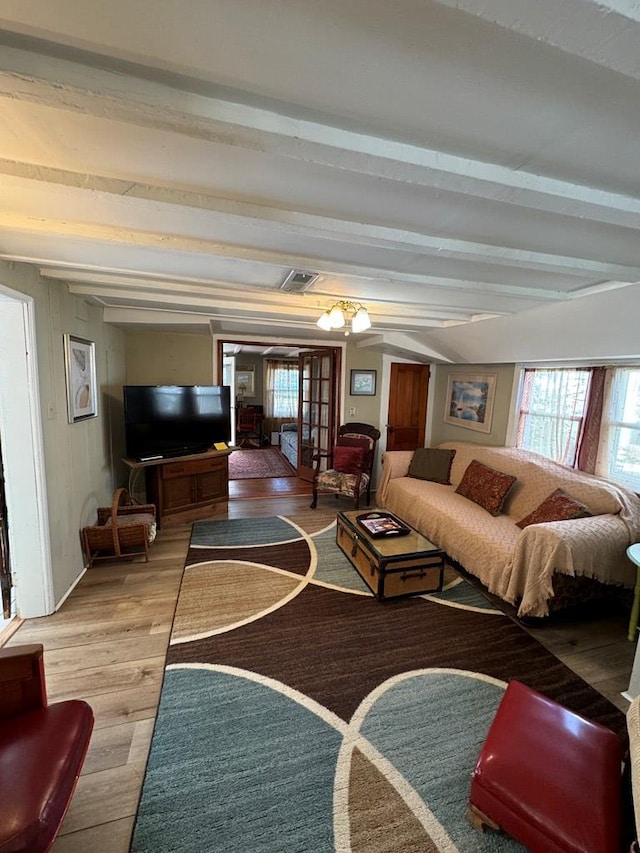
(328, 305), (345, 328)
(316, 311), (333, 331)
(351, 306), (371, 333)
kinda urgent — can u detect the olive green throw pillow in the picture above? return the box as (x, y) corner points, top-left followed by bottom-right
(408, 448), (456, 484)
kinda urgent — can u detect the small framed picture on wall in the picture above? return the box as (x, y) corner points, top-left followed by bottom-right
(64, 334), (98, 423)
(350, 369), (377, 396)
(235, 368), (255, 397)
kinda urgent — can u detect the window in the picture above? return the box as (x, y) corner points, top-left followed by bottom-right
(516, 368), (591, 465)
(265, 360), (299, 419)
(599, 368), (640, 492)
(516, 364), (640, 491)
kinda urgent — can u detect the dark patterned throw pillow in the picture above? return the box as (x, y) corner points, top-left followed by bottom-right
(455, 458), (517, 516)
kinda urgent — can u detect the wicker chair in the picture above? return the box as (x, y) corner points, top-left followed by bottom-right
(81, 488), (157, 568)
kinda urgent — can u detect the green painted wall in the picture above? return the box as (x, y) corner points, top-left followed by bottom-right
(125, 330), (213, 385)
(344, 343), (383, 428)
(430, 363), (517, 447)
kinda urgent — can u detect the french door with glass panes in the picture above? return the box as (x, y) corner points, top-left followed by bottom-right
(297, 348), (341, 481)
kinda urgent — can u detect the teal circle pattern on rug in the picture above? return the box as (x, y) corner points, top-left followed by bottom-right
(424, 577), (500, 614)
(310, 525), (371, 594)
(132, 666), (341, 853)
(190, 516), (304, 548)
(354, 670), (523, 852)
(131, 666), (525, 852)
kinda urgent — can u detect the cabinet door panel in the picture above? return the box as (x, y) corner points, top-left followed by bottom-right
(197, 469), (227, 502)
(162, 475), (194, 510)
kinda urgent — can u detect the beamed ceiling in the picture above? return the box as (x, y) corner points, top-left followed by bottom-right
(1, 1), (640, 362)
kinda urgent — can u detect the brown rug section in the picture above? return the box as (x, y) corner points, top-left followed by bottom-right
(228, 447), (297, 479)
(171, 562), (302, 641)
(349, 749), (441, 852)
(168, 580), (625, 736)
(185, 539), (312, 575)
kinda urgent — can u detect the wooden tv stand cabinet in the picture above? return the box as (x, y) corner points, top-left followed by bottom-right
(123, 449), (231, 527)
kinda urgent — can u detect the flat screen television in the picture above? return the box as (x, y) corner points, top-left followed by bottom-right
(123, 385), (231, 461)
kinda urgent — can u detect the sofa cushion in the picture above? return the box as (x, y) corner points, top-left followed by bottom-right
(104, 512), (157, 543)
(516, 488), (591, 529)
(333, 445), (364, 474)
(456, 459), (517, 516)
(408, 448), (456, 484)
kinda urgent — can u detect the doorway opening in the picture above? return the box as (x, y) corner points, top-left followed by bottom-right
(0, 286), (54, 623)
(216, 337), (344, 494)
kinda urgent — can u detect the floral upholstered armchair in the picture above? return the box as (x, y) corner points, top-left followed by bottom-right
(310, 422), (381, 510)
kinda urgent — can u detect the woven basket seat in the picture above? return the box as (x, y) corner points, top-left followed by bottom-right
(82, 488), (156, 568)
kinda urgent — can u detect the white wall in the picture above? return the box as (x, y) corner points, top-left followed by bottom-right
(423, 284), (640, 365)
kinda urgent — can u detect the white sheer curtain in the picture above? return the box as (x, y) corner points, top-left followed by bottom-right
(516, 368), (591, 465)
(596, 367), (640, 491)
(265, 360), (299, 419)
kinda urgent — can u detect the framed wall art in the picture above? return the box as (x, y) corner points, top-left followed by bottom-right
(235, 367), (255, 397)
(64, 334), (98, 423)
(350, 369), (377, 396)
(444, 372), (496, 434)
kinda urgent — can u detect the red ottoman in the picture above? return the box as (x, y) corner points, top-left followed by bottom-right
(468, 680), (623, 853)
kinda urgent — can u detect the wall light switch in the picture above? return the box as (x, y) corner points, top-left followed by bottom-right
(46, 401), (56, 420)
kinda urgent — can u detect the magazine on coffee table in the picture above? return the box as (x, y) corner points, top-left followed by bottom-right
(356, 511), (411, 538)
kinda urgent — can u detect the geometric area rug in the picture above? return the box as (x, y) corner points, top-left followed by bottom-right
(130, 515), (626, 852)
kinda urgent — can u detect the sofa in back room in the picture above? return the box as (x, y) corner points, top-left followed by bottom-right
(280, 422), (298, 468)
(377, 441), (640, 618)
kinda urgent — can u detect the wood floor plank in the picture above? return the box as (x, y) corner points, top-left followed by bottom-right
(44, 656), (166, 703)
(57, 763), (146, 834)
(43, 634), (170, 674)
(77, 683), (165, 731)
(52, 818), (136, 853)
(11, 615), (174, 648)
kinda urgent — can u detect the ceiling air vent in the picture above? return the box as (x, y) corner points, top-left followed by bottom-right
(280, 270), (318, 293)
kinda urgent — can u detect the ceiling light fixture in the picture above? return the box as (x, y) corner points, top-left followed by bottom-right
(316, 300), (371, 335)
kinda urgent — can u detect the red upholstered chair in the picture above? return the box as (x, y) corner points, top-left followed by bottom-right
(310, 422), (381, 510)
(468, 680), (623, 853)
(0, 644), (94, 853)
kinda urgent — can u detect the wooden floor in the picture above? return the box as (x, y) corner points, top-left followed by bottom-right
(2, 484), (636, 852)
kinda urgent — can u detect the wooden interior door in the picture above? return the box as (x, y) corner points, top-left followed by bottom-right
(297, 348), (341, 481)
(386, 363), (430, 451)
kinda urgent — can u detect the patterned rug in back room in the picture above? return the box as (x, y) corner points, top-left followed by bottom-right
(228, 447), (297, 480)
(130, 515), (625, 853)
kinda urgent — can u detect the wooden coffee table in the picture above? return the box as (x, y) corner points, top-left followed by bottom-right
(336, 509), (445, 600)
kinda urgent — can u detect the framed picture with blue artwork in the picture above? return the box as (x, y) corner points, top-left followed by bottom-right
(444, 373), (496, 433)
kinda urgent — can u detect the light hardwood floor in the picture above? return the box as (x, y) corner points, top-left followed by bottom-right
(2, 488), (636, 852)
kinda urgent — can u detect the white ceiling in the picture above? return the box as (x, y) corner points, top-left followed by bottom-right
(1, 1), (640, 362)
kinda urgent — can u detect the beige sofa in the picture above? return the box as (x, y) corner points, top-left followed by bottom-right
(377, 441), (640, 618)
